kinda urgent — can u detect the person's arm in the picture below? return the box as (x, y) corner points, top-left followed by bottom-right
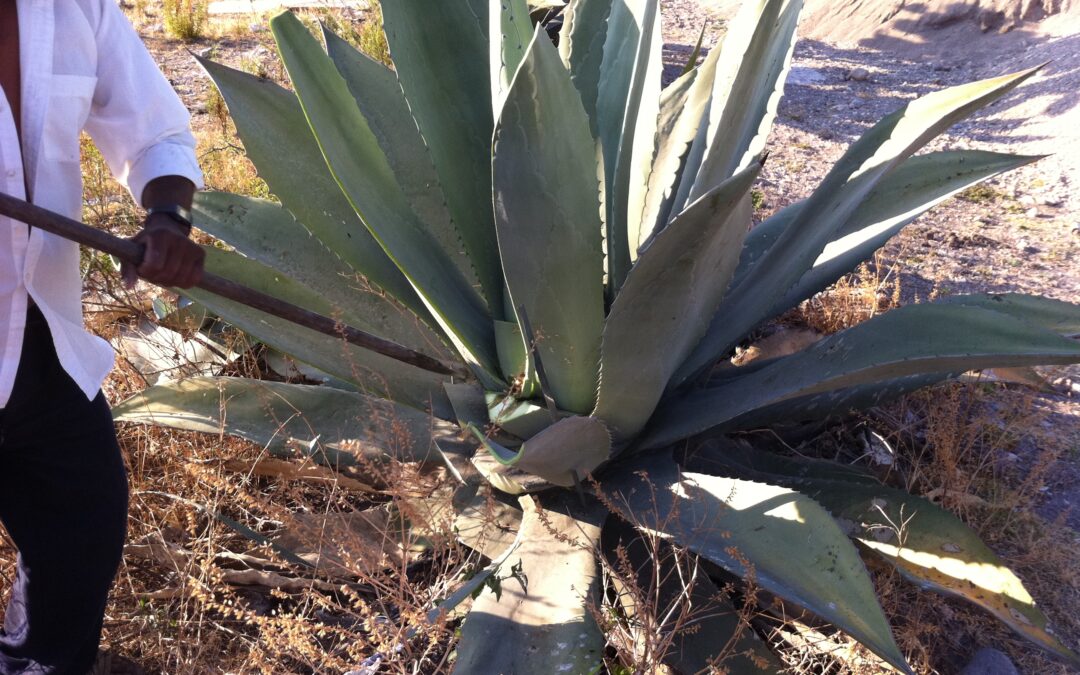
(81, 0), (206, 289)
(120, 175), (204, 289)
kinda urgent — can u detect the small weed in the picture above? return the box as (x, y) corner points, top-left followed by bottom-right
(163, 0), (208, 42)
(204, 84), (229, 132)
(751, 188), (766, 211)
(958, 183), (1006, 204)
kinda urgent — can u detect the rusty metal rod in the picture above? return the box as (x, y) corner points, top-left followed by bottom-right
(0, 192), (466, 378)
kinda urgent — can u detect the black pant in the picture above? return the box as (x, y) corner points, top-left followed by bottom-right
(0, 306), (128, 674)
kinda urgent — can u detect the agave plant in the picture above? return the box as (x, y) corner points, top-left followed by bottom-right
(114, 0), (1080, 671)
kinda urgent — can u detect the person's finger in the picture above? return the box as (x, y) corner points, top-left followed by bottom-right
(138, 232), (166, 278)
(176, 246), (205, 289)
(121, 261), (137, 289)
(157, 240), (186, 285)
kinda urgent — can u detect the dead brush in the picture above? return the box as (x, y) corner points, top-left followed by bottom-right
(863, 381), (1080, 674)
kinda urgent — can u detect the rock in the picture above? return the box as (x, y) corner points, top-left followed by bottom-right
(979, 9), (1005, 32)
(959, 647), (1019, 675)
(1039, 195), (1063, 207)
(847, 66), (871, 82)
(788, 66), (826, 86)
(1018, 195), (1036, 206)
(1024, 207), (1039, 218)
(194, 47), (213, 58)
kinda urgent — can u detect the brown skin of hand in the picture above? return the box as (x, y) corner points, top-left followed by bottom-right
(122, 175), (205, 289)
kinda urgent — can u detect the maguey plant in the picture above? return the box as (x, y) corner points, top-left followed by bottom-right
(114, 0), (1080, 671)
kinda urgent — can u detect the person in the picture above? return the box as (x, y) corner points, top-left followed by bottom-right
(0, 0), (205, 672)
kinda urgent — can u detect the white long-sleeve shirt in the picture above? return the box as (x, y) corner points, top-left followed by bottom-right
(0, 0), (204, 408)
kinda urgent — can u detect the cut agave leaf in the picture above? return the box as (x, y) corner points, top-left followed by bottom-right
(601, 456), (912, 673)
(485, 393), (568, 440)
(595, 160), (760, 440)
(601, 517), (784, 674)
(454, 495), (606, 674)
(381, 0), (504, 314)
(323, 28), (479, 294)
(113, 376), (450, 467)
(649, 302), (1080, 448)
(472, 415), (611, 487)
(189, 248), (452, 415)
(676, 66), (1042, 385)
(686, 442), (1080, 666)
(195, 57), (425, 319)
(493, 27), (605, 414)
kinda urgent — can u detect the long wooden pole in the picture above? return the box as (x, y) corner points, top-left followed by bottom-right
(0, 192), (467, 378)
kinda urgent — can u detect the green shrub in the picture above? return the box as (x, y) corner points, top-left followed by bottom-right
(162, 0), (207, 42)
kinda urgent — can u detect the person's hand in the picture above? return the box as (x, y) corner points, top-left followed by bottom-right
(121, 215), (205, 289)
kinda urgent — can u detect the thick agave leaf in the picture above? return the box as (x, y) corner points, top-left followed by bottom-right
(193, 192), (451, 359)
(596, 0), (662, 293)
(380, 0), (504, 314)
(472, 415), (611, 487)
(601, 518), (784, 674)
(493, 28), (605, 414)
(735, 151), (1042, 315)
(454, 491), (523, 559)
(676, 67), (1041, 385)
(113, 376), (447, 467)
(322, 28), (478, 293)
(682, 0), (801, 205)
(721, 373), (952, 433)
(271, 13), (500, 386)
(601, 456), (911, 673)
(189, 248), (452, 415)
(195, 57), (426, 319)
(647, 302), (1080, 448)
(635, 44), (719, 250)
(938, 293), (1080, 336)
(595, 161), (760, 440)
(558, 0), (614, 133)
(445, 383), (489, 429)
(490, 0), (534, 116)
(454, 495), (606, 674)
(687, 442), (1080, 666)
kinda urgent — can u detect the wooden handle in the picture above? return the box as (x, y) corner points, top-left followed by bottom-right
(0, 192), (467, 378)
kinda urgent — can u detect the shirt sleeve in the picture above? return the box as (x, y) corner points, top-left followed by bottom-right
(82, 0), (204, 205)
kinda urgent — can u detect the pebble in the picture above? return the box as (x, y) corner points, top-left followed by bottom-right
(1025, 207), (1039, 218)
(959, 647), (1019, 675)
